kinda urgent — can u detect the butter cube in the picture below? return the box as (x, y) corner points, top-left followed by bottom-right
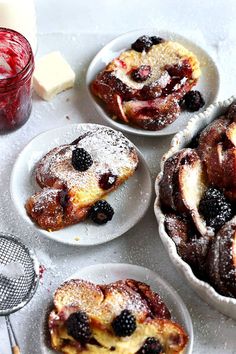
(33, 51), (75, 101)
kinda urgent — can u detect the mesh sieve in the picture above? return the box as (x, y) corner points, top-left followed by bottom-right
(0, 233), (39, 316)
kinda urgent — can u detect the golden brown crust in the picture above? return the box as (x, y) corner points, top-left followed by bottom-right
(124, 279), (171, 320)
(25, 126), (139, 231)
(161, 101), (236, 298)
(48, 279), (188, 353)
(197, 116), (236, 198)
(25, 188), (90, 231)
(91, 40), (201, 131)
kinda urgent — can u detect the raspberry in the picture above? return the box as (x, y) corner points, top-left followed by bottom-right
(138, 337), (164, 354)
(131, 36), (153, 52)
(199, 188), (233, 231)
(183, 90), (205, 112)
(131, 65), (152, 82)
(66, 311), (91, 343)
(112, 309), (136, 337)
(89, 200), (114, 225)
(72, 148), (93, 171)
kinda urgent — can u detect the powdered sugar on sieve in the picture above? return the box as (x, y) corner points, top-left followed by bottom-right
(0, 262), (25, 278)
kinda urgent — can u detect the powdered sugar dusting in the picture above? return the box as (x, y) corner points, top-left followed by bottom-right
(113, 41), (199, 89)
(50, 278), (165, 330)
(36, 126), (138, 190)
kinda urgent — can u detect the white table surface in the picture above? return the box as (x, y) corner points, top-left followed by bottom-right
(0, 0), (236, 353)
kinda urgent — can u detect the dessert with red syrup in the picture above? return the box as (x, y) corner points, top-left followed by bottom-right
(91, 35), (204, 131)
(0, 28), (34, 133)
(159, 101), (236, 298)
(25, 126), (139, 231)
(48, 278), (188, 353)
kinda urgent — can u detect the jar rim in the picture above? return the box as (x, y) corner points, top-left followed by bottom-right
(0, 27), (34, 88)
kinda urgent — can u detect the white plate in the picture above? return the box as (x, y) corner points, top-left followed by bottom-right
(10, 123), (152, 246)
(154, 96), (236, 319)
(41, 263), (193, 353)
(86, 29), (219, 137)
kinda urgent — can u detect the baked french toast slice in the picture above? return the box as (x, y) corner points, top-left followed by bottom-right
(207, 217), (236, 297)
(48, 279), (188, 353)
(25, 126), (138, 230)
(197, 112), (236, 201)
(91, 37), (201, 130)
(159, 148), (208, 236)
(160, 101), (236, 298)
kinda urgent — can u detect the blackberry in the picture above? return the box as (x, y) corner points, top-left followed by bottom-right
(72, 148), (93, 171)
(66, 311), (91, 343)
(199, 188), (233, 231)
(131, 65), (152, 82)
(112, 309), (136, 337)
(138, 337), (164, 354)
(183, 90), (205, 112)
(150, 36), (165, 45)
(131, 35), (153, 52)
(89, 200), (114, 224)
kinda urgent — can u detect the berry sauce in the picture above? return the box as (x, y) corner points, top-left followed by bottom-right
(99, 172), (117, 190)
(0, 28), (34, 133)
(162, 60), (193, 96)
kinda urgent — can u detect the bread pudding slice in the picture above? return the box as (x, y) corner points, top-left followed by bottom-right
(25, 126), (138, 231)
(48, 279), (188, 353)
(197, 112), (236, 201)
(206, 217), (236, 297)
(91, 36), (201, 130)
(159, 101), (236, 298)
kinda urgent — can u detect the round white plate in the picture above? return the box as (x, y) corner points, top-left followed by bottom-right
(10, 123), (152, 246)
(86, 29), (219, 137)
(41, 263), (193, 353)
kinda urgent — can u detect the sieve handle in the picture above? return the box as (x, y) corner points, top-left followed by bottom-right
(13, 346), (21, 354)
(5, 316), (21, 354)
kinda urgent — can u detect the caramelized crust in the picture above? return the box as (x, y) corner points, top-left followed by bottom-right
(49, 279), (188, 353)
(197, 109), (236, 200)
(160, 101), (236, 298)
(91, 40), (201, 131)
(160, 149), (208, 236)
(25, 126), (139, 231)
(218, 218), (236, 296)
(165, 213), (212, 274)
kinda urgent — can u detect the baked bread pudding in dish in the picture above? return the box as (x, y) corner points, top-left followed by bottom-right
(48, 278), (188, 353)
(158, 101), (236, 298)
(91, 35), (204, 131)
(25, 126), (138, 231)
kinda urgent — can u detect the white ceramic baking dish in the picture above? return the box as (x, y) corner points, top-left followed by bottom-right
(154, 95), (236, 319)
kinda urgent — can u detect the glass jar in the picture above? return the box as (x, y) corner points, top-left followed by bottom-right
(0, 0), (37, 54)
(0, 28), (34, 133)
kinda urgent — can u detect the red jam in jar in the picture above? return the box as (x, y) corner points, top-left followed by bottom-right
(0, 28), (34, 133)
